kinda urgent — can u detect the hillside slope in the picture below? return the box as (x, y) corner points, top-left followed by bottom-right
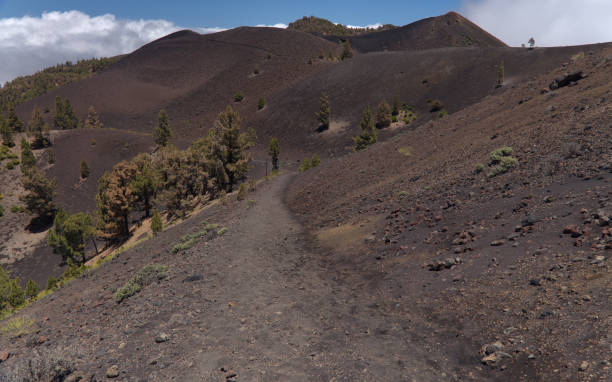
(287, 47), (612, 380)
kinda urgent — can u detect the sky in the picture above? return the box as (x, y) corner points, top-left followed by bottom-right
(1, 0), (612, 85)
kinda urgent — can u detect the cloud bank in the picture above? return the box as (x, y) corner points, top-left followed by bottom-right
(462, 0), (612, 47)
(0, 11), (224, 85)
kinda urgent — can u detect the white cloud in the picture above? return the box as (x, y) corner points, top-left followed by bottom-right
(462, 0), (612, 47)
(346, 23), (383, 29)
(0, 11), (224, 85)
(255, 23), (288, 28)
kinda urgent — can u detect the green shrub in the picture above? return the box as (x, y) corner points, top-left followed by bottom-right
(0, 204), (3, 217)
(217, 227), (228, 236)
(487, 147), (518, 177)
(114, 264), (167, 303)
(397, 146), (412, 157)
(398, 191), (408, 199)
(392, 115), (398, 123)
(202, 222), (219, 231)
(489, 146), (514, 164)
(474, 163), (484, 173)
(7, 279), (26, 308)
(151, 210), (163, 235)
(10, 205), (21, 213)
(299, 158), (312, 172)
(46, 276), (58, 291)
(234, 92), (244, 102)
(310, 153), (321, 167)
(258, 97), (265, 110)
(438, 110), (447, 119)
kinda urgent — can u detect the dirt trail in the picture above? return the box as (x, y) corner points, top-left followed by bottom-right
(1, 173), (445, 381)
(177, 173), (436, 381)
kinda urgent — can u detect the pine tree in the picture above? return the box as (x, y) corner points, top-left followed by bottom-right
(375, 101), (392, 128)
(528, 37), (535, 49)
(0, 114), (14, 147)
(85, 105), (103, 129)
(28, 106), (49, 148)
(53, 96), (64, 129)
(353, 106), (378, 151)
(95, 161), (137, 240)
(130, 153), (159, 218)
(341, 39), (353, 60)
(151, 210), (163, 235)
(315, 92), (330, 131)
(268, 137), (280, 170)
(48, 209), (95, 264)
(63, 98), (79, 129)
(53, 96), (78, 129)
(20, 167), (56, 219)
(80, 159), (89, 179)
(7, 105), (24, 132)
(154, 109), (172, 147)
(204, 106), (255, 192)
(497, 61), (505, 88)
(20, 137), (36, 172)
(25, 279), (40, 299)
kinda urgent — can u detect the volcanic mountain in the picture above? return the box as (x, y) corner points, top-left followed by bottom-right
(0, 11), (611, 382)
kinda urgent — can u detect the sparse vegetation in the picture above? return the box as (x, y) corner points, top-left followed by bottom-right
(48, 209), (95, 264)
(268, 137), (280, 170)
(496, 61), (504, 88)
(376, 101), (392, 128)
(20, 138), (36, 172)
(114, 264), (168, 303)
(234, 91), (244, 102)
(80, 159), (89, 179)
(154, 109), (172, 147)
(25, 280), (40, 299)
(258, 97), (266, 110)
(0, 316), (34, 337)
(53, 96), (79, 130)
(315, 92), (330, 131)
(488, 146), (518, 177)
(474, 163), (484, 173)
(28, 106), (50, 148)
(299, 158), (312, 172)
(397, 146), (412, 157)
(429, 99), (444, 112)
(20, 167), (57, 219)
(151, 210), (163, 235)
(438, 109), (447, 119)
(341, 39), (353, 60)
(287, 16), (395, 36)
(84, 105), (103, 129)
(237, 183), (248, 200)
(0, 57), (117, 115)
(353, 106), (378, 151)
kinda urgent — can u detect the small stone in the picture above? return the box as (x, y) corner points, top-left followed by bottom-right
(529, 278), (541, 286)
(155, 333), (170, 343)
(563, 225), (583, 238)
(582, 295), (592, 302)
(579, 361), (589, 371)
(106, 365), (120, 378)
(528, 354), (536, 360)
(0, 351), (9, 362)
(118, 342), (126, 349)
(490, 240), (505, 246)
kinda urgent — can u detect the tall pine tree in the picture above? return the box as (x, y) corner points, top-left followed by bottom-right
(353, 106), (378, 151)
(154, 110), (172, 147)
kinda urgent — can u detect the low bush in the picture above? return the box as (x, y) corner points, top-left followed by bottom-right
(474, 163), (484, 173)
(488, 146), (518, 177)
(114, 264), (167, 303)
(234, 91), (244, 102)
(429, 99), (444, 112)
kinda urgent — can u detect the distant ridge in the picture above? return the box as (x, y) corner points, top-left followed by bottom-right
(288, 16), (396, 36)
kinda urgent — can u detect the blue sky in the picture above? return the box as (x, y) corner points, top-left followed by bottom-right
(0, 0), (460, 29)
